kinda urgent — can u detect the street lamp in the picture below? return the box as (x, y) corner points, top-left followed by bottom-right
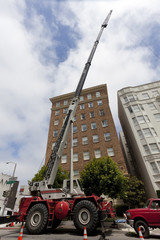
(6, 162), (17, 178)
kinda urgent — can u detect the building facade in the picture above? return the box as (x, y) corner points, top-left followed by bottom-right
(0, 173), (11, 215)
(45, 84), (127, 177)
(118, 81), (160, 198)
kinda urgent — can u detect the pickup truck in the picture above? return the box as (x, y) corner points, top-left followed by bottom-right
(126, 198), (160, 238)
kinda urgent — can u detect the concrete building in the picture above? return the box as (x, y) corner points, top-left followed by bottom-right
(45, 84), (127, 177)
(0, 173), (11, 215)
(118, 81), (160, 198)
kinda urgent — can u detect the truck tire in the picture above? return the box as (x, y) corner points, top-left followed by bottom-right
(134, 220), (149, 238)
(26, 203), (48, 234)
(73, 200), (98, 234)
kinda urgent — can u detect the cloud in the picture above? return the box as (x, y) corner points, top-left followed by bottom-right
(1, 0), (160, 185)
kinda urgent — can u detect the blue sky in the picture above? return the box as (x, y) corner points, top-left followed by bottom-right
(0, 0), (160, 185)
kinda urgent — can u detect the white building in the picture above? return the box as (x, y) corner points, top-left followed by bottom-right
(0, 173), (12, 215)
(118, 81), (160, 198)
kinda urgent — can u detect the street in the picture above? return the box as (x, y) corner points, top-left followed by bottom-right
(0, 221), (160, 240)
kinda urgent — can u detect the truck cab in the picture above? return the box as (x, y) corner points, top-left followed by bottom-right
(126, 198), (160, 238)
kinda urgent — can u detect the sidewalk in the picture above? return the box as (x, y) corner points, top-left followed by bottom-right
(111, 221), (160, 236)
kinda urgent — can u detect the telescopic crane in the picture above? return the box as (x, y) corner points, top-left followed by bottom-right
(16, 11), (114, 235)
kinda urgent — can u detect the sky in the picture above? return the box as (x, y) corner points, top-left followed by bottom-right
(0, 0), (160, 185)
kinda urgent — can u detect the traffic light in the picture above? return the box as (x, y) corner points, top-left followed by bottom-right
(3, 190), (10, 198)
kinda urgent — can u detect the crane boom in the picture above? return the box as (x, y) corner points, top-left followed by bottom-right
(30, 11), (112, 192)
(46, 10), (112, 187)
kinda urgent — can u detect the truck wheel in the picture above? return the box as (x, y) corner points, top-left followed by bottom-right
(73, 200), (98, 234)
(26, 203), (48, 234)
(134, 220), (149, 238)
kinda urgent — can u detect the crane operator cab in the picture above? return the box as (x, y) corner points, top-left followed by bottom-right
(63, 179), (84, 196)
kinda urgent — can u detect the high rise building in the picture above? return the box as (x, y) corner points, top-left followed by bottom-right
(118, 81), (160, 197)
(45, 84), (127, 177)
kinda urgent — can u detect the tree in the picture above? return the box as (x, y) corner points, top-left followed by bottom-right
(122, 176), (146, 208)
(32, 165), (47, 182)
(32, 165), (69, 188)
(80, 156), (126, 198)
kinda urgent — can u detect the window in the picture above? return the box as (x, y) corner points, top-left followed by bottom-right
(137, 130), (143, 139)
(143, 128), (152, 137)
(73, 138), (78, 146)
(81, 114), (86, 120)
(143, 145), (150, 155)
(63, 108), (67, 114)
(95, 149), (101, 158)
(81, 124), (87, 131)
(97, 100), (103, 106)
(151, 128), (157, 137)
(104, 132), (111, 141)
(148, 103), (156, 110)
(150, 162), (159, 174)
(128, 95), (136, 102)
(152, 90), (159, 97)
(74, 170), (79, 176)
(149, 143), (160, 154)
(157, 161), (160, 169)
(90, 111), (95, 118)
(73, 116), (77, 122)
(101, 120), (108, 127)
(142, 93), (149, 99)
(73, 153), (78, 162)
(82, 136), (88, 145)
(80, 96), (84, 101)
(99, 109), (105, 116)
(80, 104), (85, 110)
(88, 102), (93, 108)
(132, 105), (140, 112)
(56, 102), (60, 107)
(55, 110), (60, 116)
(64, 100), (68, 105)
(128, 106), (133, 113)
(91, 122), (97, 129)
(87, 94), (92, 99)
(132, 117), (138, 125)
(93, 135), (99, 143)
(137, 115), (145, 124)
(54, 120), (59, 126)
(124, 97), (128, 102)
(53, 130), (58, 137)
(107, 148), (115, 157)
(96, 92), (101, 97)
(154, 113), (160, 121)
(83, 151), (90, 160)
(73, 126), (77, 133)
(144, 115), (150, 123)
(61, 155), (67, 163)
(140, 104), (144, 110)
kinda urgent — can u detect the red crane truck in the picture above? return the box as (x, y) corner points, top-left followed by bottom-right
(2, 11), (115, 235)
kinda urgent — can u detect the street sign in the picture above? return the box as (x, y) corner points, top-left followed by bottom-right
(9, 177), (17, 181)
(6, 177), (17, 184)
(6, 180), (16, 184)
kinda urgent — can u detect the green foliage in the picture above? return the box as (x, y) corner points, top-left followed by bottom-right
(53, 166), (69, 188)
(122, 176), (146, 208)
(32, 165), (47, 182)
(80, 156), (126, 198)
(32, 165), (69, 188)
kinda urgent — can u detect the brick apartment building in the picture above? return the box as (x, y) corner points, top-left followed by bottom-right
(45, 84), (127, 177)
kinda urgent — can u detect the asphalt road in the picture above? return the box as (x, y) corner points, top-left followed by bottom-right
(0, 221), (160, 240)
